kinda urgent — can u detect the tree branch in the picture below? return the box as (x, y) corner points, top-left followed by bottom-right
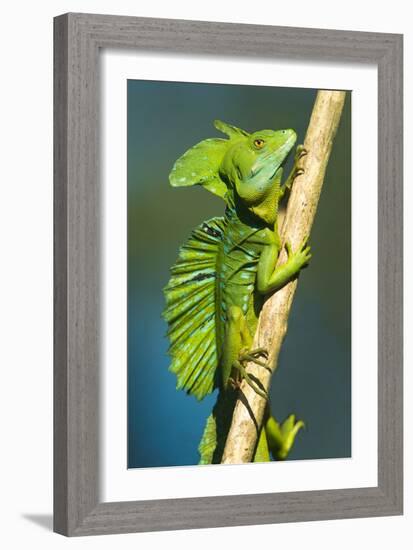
(221, 90), (347, 464)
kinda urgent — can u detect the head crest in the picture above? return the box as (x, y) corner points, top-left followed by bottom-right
(169, 120), (249, 202)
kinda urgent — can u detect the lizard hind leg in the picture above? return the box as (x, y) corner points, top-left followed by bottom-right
(222, 305), (269, 398)
(233, 360), (268, 400)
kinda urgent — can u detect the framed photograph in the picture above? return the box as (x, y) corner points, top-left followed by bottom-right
(54, 13), (403, 536)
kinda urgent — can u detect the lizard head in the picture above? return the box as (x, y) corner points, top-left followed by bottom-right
(219, 128), (297, 218)
(169, 120), (296, 224)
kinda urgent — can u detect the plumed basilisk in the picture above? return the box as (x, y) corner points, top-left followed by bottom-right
(163, 120), (310, 463)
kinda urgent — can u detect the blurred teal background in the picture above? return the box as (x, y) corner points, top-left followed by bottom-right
(127, 80), (351, 468)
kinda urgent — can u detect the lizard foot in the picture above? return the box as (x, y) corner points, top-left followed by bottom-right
(282, 145), (308, 194)
(239, 347), (271, 372)
(291, 145), (308, 179)
(265, 414), (305, 460)
(233, 360), (268, 400)
(285, 235), (312, 270)
(228, 376), (241, 391)
(294, 144), (308, 162)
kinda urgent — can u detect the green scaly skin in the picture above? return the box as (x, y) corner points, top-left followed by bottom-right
(163, 120), (310, 463)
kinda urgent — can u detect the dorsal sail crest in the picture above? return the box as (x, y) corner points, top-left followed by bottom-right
(163, 217), (226, 400)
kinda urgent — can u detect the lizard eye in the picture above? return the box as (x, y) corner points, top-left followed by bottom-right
(253, 138), (265, 149)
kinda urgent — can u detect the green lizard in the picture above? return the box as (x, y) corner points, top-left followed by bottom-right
(163, 120), (310, 463)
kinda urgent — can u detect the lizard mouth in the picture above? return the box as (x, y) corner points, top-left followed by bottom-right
(250, 151), (291, 180)
(270, 149), (293, 180)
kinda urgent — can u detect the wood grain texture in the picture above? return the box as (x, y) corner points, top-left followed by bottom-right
(54, 15), (69, 535)
(377, 32), (403, 510)
(53, 13), (403, 536)
(54, 13), (100, 535)
(222, 91), (346, 464)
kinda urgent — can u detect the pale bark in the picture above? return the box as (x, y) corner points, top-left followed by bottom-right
(221, 90), (347, 464)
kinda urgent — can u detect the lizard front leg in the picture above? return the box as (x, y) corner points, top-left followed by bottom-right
(256, 235), (311, 295)
(279, 144), (308, 201)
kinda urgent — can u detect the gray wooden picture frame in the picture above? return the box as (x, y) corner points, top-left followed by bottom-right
(54, 12), (403, 536)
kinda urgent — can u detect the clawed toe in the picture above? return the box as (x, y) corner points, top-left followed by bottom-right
(240, 347), (268, 360)
(296, 145), (308, 160)
(228, 376), (241, 391)
(239, 347), (271, 373)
